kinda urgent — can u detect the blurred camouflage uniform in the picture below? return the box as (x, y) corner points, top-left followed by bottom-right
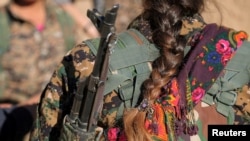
(30, 43), (95, 140)
(0, 1), (82, 104)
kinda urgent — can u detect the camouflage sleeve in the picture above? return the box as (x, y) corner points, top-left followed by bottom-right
(30, 43), (95, 141)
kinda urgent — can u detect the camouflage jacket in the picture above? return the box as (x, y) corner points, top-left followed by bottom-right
(0, 1), (82, 103)
(30, 15), (250, 141)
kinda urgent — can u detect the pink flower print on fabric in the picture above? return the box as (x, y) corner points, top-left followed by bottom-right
(221, 53), (232, 66)
(192, 87), (205, 104)
(215, 39), (232, 54)
(215, 39), (233, 66)
(107, 128), (127, 141)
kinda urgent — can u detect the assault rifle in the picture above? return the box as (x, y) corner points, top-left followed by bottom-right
(64, 4), (119, 140)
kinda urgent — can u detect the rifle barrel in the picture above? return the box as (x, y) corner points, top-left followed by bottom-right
(78, 4), (119, 132)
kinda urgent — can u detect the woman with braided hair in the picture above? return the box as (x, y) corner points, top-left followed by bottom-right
(30, 0), (250, 141)
(124, 0), (250, 140)
(123, 0), (205, 140)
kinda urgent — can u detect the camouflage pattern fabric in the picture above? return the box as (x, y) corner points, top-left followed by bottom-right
(30, 37), (250, 141)
(234, 84), (250, 124)
(30, 11), (250, 141)
(29, 41), (125, 140)
(29, 14), (206, 140)
(0, 1), (81, 104)
(29, 43), (93, 140)
(29, 14), (201, 140)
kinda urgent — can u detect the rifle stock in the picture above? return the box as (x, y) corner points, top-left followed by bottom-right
(66, 4), (119, 138)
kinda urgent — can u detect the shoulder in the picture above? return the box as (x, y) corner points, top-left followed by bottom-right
(57, 42), (95, 77)
(68, 42), (96, 62)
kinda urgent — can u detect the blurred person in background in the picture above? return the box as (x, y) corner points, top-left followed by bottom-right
(0, 0), (87, 108)
(0, 0), (98, 140)
(55, 0), (99, 38)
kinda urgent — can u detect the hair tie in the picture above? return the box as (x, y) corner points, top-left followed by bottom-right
(138, 98), (150, 112)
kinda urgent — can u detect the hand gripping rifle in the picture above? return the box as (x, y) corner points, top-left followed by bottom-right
(64, 4), (119, 140)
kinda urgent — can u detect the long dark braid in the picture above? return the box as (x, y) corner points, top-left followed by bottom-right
(123, 0), (204, 140)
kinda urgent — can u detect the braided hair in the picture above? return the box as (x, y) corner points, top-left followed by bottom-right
(123, 0), (204, 140)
